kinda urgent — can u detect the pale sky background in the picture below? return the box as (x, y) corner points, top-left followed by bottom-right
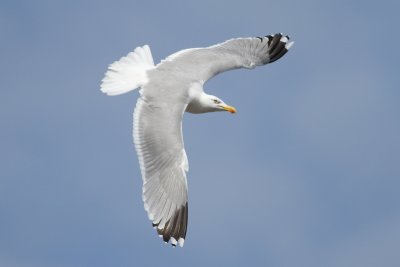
(1, 0), (399, 266)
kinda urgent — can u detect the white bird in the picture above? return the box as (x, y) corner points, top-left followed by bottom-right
(100, 33), (294, 247)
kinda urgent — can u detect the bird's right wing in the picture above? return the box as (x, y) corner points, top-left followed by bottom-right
(158, 33), (294, 83)
(134, 96), (189, 247)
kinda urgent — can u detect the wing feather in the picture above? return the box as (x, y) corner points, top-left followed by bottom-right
(157, 33), (294, 83)
(133, 97), (189, 246)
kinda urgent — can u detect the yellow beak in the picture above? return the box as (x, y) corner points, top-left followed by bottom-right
(221, 105), (237, 114)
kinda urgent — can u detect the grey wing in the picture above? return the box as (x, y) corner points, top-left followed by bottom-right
(160, 33), (294, 83)
(134, 97), (188, 247)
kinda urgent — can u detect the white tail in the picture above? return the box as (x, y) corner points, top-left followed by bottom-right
(100, 45), (155, 96)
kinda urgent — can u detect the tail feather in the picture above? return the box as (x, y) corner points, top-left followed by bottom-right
(101, 45), (155, 96)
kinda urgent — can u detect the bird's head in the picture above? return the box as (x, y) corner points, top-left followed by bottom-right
(206, 94), (237, 114)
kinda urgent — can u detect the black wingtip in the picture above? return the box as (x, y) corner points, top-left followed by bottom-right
(268, 33), (283, 53)
(266, 35), (274, 46)
(153, 202), (188, 248)
(267, 33), (293, 63)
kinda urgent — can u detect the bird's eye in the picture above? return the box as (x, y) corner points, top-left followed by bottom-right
(213, 99), (221, 104)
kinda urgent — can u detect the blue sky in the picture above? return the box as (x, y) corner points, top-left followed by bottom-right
(1, 0), (399, 266)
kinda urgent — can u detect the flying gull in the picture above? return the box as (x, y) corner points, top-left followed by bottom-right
(100, 33), (294, 247)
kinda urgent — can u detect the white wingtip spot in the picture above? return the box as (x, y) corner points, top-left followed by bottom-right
(281, 36), (288, 43)
(171, 237), (178, 246)
(285, 41), (294, 50)
(178, 238), (185, 247)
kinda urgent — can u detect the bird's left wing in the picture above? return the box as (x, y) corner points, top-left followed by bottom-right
(134, 96), (189, 247)
(158, 33), (293, 83)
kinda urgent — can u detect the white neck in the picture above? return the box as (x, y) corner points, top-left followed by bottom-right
(186, 91), (213, 114)
(184, 83), (212, 114)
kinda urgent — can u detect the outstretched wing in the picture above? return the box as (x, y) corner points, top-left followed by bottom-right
(158, 33), (294, 83)
(134, 96), (189, 247)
